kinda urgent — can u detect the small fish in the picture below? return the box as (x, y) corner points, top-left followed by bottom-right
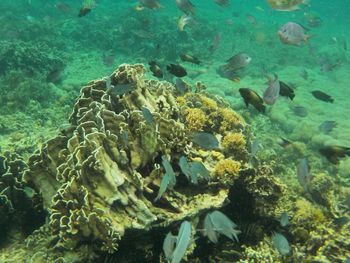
(249, 138), (261, 166)
(167, 64), (187, 78)
(318, 121), (337, 134)
(297, 158), (311, 191)
(311, 90), (334, 103)
(239, 88), (266, 113)
(208, 32), (222, 53)
(177, 15), (196, 31)
(267, 0), (308, 12)
(189, 161), (211, 183)
(279, 212), (290, 227)
(299, 68), (309, 80)
(226, 53), (252, 71)
(46, 67), (64, 83)
(175, 78), (190, 94)
(102, 52), (115, 67)
(149, 61), (163, 78)
(121, 130), (129, 148)
(138, 0), (161, 10)
(109, 84), (135, 96)
(290, 105), (308, 117)
(180, 54), (200, 65)
(272, 233), (291, 256)
(333, 216), (349, 228)
(55, 2), (71, 13)
(304, 12), (322, 27)
(78, 7), (91, 17)
(214, 0), (230, 7)
(278, 22), (311, 46)
(263, 74), (280, 105)
(141, 107), (155, 125)
(277, 137), (292, 148)
(176, 0), (195, 15)
(319, 145), (350, 164)
(279, 81), (295, 100)
(190, 132), (219, 150)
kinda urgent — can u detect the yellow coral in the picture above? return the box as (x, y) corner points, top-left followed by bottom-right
(219, 108), (245, 133)
(294, 199), (325, 226)
(176, 96), (186, 107)
(200, 95), (218, 111)
(213, 159), (241, 185)
(222, 132), (246, 154)
(184, 108), (206, 131)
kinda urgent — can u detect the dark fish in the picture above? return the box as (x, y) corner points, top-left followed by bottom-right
(279, 81), (295, 100)
(297, 158), (311, 191)
(190, 132), (219, 150)
(175, 78), (190, 94)
(214, 0), (230, 7)
(139, 0), (161, 10)
(272, 233), (290, 256)
(78, 7), (91, 17)
(291, 105), (308, 117)
(167, 64), (187, 77)
(180, 54), (200, 65)
(319, 145), (350, 164)
(149, 61), (163, 78)
(46, 67), (64, 83)
(109, 84), (135, 96)
(176, 0), (195, 15)
(141, 107), (155, 125)
(333, 216), (349, 228)
(318, 121), (337, 134)
(311, 90), (334, 103)
(216, 65), (240, 81)
(239, 88), (266, 113)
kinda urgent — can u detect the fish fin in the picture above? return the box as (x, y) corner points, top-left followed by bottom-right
(231, 77), (240, 83)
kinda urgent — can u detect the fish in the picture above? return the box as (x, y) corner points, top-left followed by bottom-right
(175, 78), (190, 94)
(214, 0), (230, 7)
(176, 0), (195, 15)
(55, 2), (71, 13)
(318, 121), (337, 134)
(177, 15), (196, 31)
(180, 54), (200, 65)
(290, 105), (308, 117)
(263, 74), (280, 105)
(208, 32), (222, 53)
(319, 145), (350, 164)
(78, 7), (92, 17)
(190, 132), (219, 150)
(167, 64), (187, 78)
(279, 81), (295, 100)
(278, 22), (311, 46)
(272, 233), (290, 256)
(149, 61), (163, 78)
(279, 211), (290, 227)
(297, 158), (311, 191)
(311, 90), (334, 103)
(138, 0), (161, 10)
(277, 137), (292, 148)
(304, 12), (323, 27)
(239, 88), (266, 113)
(102, 52), (115, 67)
(141, 107), (155, 125)
(46, 67), (64, 83)
(249, 138), (261, 166)
(189, 161), (211, 183)
(109, 84), (135, 96)
(226, 53), (252, 71)
(333, 216), (349, 228)
(299, 68), (309, 80)
(267, 0), (308, 12)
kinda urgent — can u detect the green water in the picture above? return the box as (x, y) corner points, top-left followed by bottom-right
(0, 0), (349, 262)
